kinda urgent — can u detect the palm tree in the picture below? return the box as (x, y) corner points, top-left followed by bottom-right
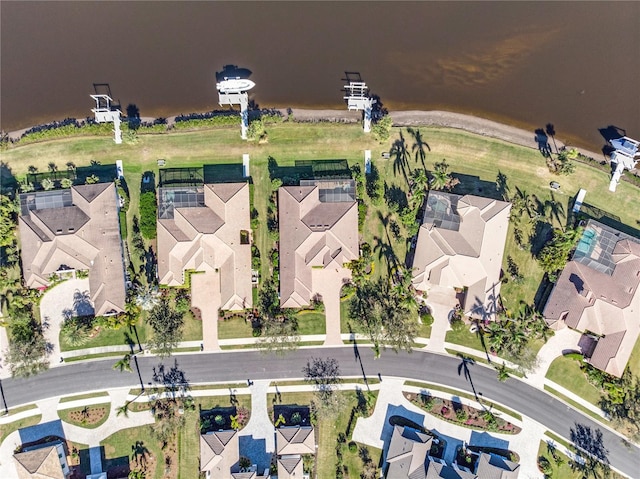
(116, 402), (130, 418)
(430, 168), (449, 191)
(113, 353), (132, 373)
(495, 362), (510, 382)
(407, 127), (430, 170)
(27, 165), (38, 174)
(135, 284), (160, 311)
(47, 162), (58, 174)
(410, 169), (429, 210)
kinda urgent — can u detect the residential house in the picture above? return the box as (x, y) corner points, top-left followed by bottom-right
(412, 192), (511, 320)
(543, 220), (640, 377)
(18, 183), (126, 316)
(384, 425), (519, 479)
(474, 452), (519, 479)
(275, 426), (316, 478)
(157, 183), (252, 306)
(385, 425), (432, 478)
(200, 430), (239, 479)
(278, 180), (358, 308)
(13, 443), (70, 479)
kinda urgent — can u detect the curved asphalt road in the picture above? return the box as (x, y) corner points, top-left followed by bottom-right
(3, 347), (639, 475)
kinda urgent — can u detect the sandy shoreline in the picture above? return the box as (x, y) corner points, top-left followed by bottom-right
(6, 108), (605, 161)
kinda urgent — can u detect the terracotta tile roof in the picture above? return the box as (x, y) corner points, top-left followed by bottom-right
(157, 183), (252, 310)
(278, 181), (358, 308)
(543, 220), (640, 377)
(588, 330), (626, 376)
(18, 183), (126, 316)
(412, 192), (511, 320)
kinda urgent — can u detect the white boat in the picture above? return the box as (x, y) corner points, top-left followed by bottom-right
(216, 78), (255, 93)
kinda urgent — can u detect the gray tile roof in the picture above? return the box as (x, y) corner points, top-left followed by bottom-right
(474, 453), (519, 479)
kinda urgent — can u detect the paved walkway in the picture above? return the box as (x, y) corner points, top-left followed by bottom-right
(39, 278), (91, 362)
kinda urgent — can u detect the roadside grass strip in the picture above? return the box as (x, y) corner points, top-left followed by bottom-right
(0, 415), (42, 444)
(59, 391), (110, 404)
(543, 385), (608, 422)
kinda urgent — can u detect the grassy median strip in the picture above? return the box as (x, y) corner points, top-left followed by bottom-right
(59, 391), (110, 403)
(58, 403), (111, 429)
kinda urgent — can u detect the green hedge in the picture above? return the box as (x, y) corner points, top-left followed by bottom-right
(139, 191), (157, 239)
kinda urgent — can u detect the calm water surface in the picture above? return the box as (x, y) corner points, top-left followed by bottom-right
(2, 2), (639, 150)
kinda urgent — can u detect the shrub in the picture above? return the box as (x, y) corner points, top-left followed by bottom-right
(214, 415), (224, 426)
(348, 441), (357, 452)
(291, 412), (302, 425)
(139, 191), (157, 239)
(371, 115), (393, 143)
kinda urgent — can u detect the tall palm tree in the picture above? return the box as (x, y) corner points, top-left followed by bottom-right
(116, 402), (130, 418)
(113, 354), (132, 373)
(545, 123), (558, 154)
(408, 127), (430, 170)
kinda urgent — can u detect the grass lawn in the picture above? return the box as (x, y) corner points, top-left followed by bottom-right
(101, 424), (164, 479)
(60, 391), (109, 403)
(545, 356), (602, 406)
(0, 414), (42, 444)
(445, 327), (486, 352)
(266, 390), (381, 479)
(218, 316), (254, 340)
(5, 123), (640, 354)
(626, 335), (640, 377)
(296, 310), (326, 335)
(536, 440), (626, 479)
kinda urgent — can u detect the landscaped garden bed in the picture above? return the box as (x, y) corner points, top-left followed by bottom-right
(404, 391), (521, 434)
(200, 405), (250, 432)
(58, 404), (110, 428)
(273, 404), (311, 427)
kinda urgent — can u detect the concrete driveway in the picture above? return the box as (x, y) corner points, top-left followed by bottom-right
(39, 278), (92, 361)
(423, 285), (459, 353)
(191, 271), (220, 351)
(314, 267), (351, 346)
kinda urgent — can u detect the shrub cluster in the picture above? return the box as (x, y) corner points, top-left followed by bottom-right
(139, 191), (157, 239)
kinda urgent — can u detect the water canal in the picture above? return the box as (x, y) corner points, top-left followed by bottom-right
(1, 2), (639, 150)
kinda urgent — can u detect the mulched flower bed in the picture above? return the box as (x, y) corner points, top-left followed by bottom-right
(66, 405), (108, 426)
(404, 392), (521, 434)
(273, 405), (311, 427)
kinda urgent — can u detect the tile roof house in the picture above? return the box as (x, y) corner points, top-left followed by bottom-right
(18, 184), (126, 316)
(426, 460), (476, 479)
(543, 220), (640, 377)
(13, 443), (70, 479)
(276, 426), (315, 478)
(385, 425), (432, 478)
(474, 453), (519, 479)
(157, 183), (252, 310)
(412, 192), (511, 320)
(200, 430), (239, 478)
(278, 180), (358, 308)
